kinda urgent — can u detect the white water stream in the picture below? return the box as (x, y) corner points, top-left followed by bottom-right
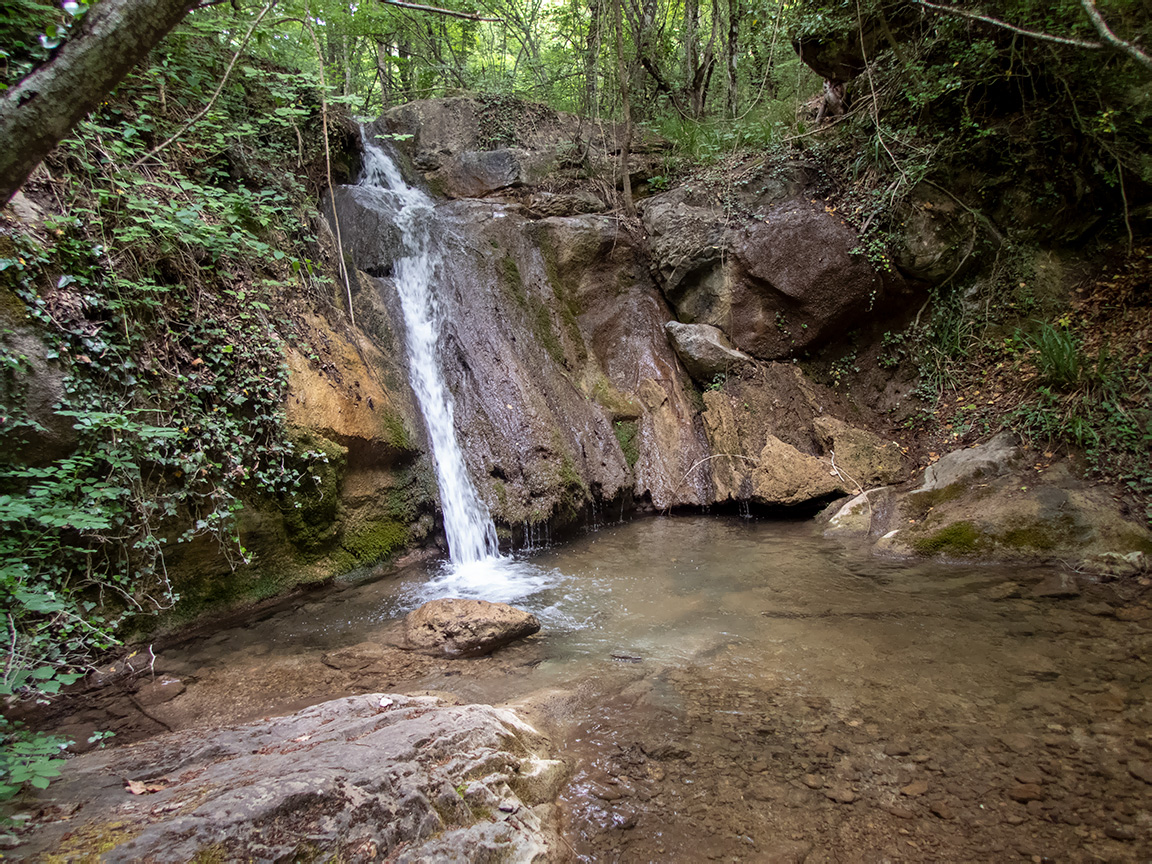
(359, 136), (501, 568)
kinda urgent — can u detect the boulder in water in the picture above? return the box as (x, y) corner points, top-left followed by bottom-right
(405, 598), (541, 658)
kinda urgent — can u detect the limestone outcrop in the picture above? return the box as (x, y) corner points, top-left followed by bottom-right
(822, 435), (1152, 570)
(17, 694), (563, 862)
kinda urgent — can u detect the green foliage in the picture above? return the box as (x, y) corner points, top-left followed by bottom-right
(0, 717), (70, 799)
(1022, 323), (1090, 391)
(1, 13), (340, 797)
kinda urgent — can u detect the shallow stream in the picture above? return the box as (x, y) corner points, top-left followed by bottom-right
(50, 517), (1152, 861)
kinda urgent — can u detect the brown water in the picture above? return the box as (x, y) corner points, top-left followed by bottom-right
(51, 516), (1152, 861)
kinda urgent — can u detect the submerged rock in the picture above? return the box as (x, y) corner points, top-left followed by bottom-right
(405, 598), (541, 658)
(17, 694), (562, 863)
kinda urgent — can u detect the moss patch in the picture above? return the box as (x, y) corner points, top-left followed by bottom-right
(911, 521), (985, 556)
(999, 519), (1060, 551)
(335, 519), (408, 570)
(280, 429), (348, 555)
(902, 482), (966, 521)
(42, 820), (140, 862)
(614, 420), (639, 469)
(590, 374), (639, 420)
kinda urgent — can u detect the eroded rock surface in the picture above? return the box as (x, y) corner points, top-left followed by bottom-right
(405, 598), (541, 657)
(18, 694), (562, 863)
(664, 321), (752, 384)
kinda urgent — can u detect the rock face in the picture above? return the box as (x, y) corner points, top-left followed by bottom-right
(378, 97), (620, 199)
(405, 598), (542, 657)
(699, 363), (908, 507)
(643, 192), (908, 359)
(664, 321), (753, 384)
(18, 694), (562, 863)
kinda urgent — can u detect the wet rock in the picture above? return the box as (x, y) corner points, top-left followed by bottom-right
(985, 582), (1023, 600)
(823, 487), (892, 538)
(404, 598), (541, 658)
(1031, 573), (1080, 599)
(664, 321), (752, 384)
(16, 694), (558, 863)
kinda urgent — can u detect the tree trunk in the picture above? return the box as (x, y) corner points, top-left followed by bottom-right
(613, 0), (634, 216)
(0, 0), (196, 203)
(684, 0), (698, 89)
(584, 0), (603, 116)
(726, 0), (739, 117)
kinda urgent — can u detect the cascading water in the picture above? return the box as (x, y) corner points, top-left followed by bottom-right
(358, 134), (500, 567)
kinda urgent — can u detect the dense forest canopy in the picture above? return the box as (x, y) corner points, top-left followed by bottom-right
(0, 0), (1149, 798)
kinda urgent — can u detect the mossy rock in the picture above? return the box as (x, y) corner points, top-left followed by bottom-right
(280, 429), (348, 555)
(334, 519), (409, 571)
(911, 521), (985, 556)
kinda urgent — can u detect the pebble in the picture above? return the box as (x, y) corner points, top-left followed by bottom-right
(1031, 573), (1080, 599)
(1104, 825), (1137, 841)
(1127, 760), (1152, 784)
(883, 741), (911, 757)
(823, 785), (856, 804)
(900, 780), (929, 797)
(802, 774), (823, 790)
(1007, 784), (1044, 802)
(884, 804), (915, 819)
(1014, 769), (1044, 786)
(929, 800), (953, 820)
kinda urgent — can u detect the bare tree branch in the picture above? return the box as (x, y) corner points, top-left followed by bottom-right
(130, 0), (279, 170)
(0, 0), (198, 203)
(911, 0), (1104, 50)
(1079, 0), (1152, 72)
(377, 0), (501, 22)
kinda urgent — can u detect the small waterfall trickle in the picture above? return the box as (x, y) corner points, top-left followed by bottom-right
(358, 134), (500, 567)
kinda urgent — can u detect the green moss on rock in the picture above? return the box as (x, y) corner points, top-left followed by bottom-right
(911, 521), (984, 556)
(336, 519), (409, 570)
(281, 429), (348, 555)
(614, 420), (639, 469)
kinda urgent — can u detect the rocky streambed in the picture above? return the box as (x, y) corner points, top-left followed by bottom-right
(9, 516), (1152, 862)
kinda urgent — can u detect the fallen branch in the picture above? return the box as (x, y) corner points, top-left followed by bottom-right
(129, 0), (279, 170)
(911, 0), (1103, 50)
(378, 0), (502, 22)
(1079, 0), (1152, 71)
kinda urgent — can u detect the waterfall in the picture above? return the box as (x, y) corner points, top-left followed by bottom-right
(358, 134), (500, 566)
